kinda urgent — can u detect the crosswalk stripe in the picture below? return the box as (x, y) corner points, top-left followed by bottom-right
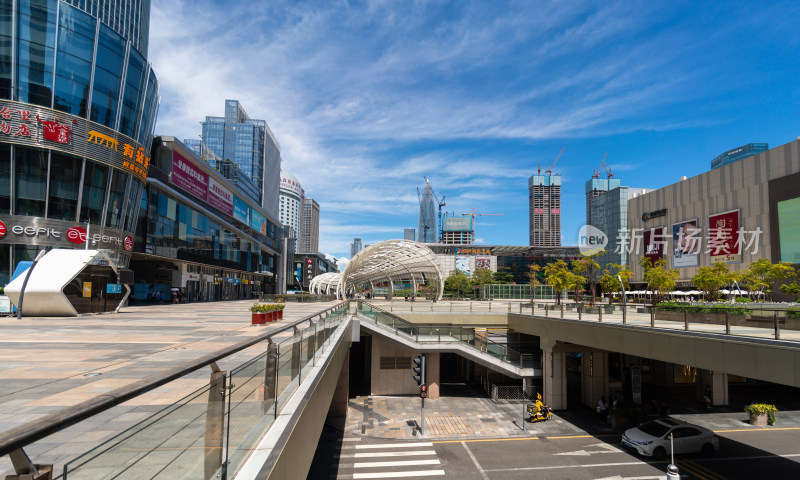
(352, 470), (446, 479)
(354, 459), (441, 469)
(355, 442), (434, 449)
(340, 450), (438, 459)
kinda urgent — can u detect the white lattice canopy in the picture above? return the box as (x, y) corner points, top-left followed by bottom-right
(309, 240), (444, 301)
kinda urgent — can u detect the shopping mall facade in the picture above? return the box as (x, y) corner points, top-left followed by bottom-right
(0, 0), (158, 285)
(627, 138), (800, 285)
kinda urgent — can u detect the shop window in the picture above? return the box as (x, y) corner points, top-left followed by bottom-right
(14, 146), (47, 216)
(104, 169), (128, 229)
(0, 144), (9, 213)
(47, 152), (81, 220)
(79, 160), (107, 224)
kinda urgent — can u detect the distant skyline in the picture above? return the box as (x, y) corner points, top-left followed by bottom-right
(149, 0), (800, 260)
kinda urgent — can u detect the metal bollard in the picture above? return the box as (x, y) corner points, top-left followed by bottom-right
(622, 307), (627, 325)
(560, 304), (564, 318)
(508, 302), (512, 313)
(578, 305), (582, 321)
(599, 307), (602, 323)
(725, 312), (730, 335)
(684, 309), (689, 331)
(775, 312), (781, 340)
(545, 304), (549, 317)
(519, 303), (522, 314)
(650, 309), (655, 328)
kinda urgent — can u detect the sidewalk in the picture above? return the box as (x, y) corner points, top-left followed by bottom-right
(0, 300), (340, 477)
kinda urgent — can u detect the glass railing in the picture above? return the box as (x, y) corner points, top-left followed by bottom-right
(63, 304), (349, 480)
(357, 302), (539, 369)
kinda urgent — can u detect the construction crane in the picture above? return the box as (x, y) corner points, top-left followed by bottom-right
(433, 193), (446, 243)
(539, 146), (565, 175)
(461, 208), (505, 242)
(592, 152), (608, 179)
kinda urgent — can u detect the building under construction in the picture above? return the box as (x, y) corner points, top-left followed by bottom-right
(441, 216), (474, 244)
(529, 149), (564, 247)
(585, 154), (620, 226)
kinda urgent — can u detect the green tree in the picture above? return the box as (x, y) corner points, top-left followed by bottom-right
(572, 251), (604, 305)
(543, 260), (571, 305)
(444, 271), (471, 299)
(528, 264), (541, 302)
(743, 259), (796, 301)
(692, 262), (734, 301)
(599, 263), (632, 302)
(780, 280), (800, 300)
(492, 267), (515, 284)
(641, 257), (678, 305)
(471, 268), (495, 297)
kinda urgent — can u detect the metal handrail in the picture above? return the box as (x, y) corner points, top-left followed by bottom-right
(0, 301), (347, 458)
(359, 301), (530, 367)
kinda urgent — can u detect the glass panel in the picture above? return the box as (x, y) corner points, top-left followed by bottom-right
(0, 144), (9, 213)
(63, 383), (217, 480)
(14, 146), (47, 216)
(79, 160), (107, 224)
(105, 169), (127, 228)
(47, 152), (81, 220)
(90, 25), (124, 127)
(0, 2), (11, 99)
(0, 243), (9, 285)
(118, 48), (144, 137)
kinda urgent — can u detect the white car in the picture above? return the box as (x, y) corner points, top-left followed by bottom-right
(621, 418), (719, 460)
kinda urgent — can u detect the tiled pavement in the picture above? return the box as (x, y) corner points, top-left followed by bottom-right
(0, 299), (341, 477)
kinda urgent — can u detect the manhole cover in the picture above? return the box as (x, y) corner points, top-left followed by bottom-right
(427, 416), (474, 436)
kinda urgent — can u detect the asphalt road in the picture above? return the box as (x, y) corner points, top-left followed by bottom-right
(310, 425), (800, 479)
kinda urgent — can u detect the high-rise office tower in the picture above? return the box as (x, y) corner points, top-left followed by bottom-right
(279, 170), (303, 235)
(350, 238), (363, 258)
(404, 228), (416, 241)
(586, 177), (621, 226)
(418, 179), (437, 243)
(300, 198), (319, 253)
(529, 174), (562, 246)
(200, 100), (281, 220)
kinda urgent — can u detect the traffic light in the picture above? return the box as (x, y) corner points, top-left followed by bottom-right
(420, 384), (428, 398)
(412, 354), (425, 387)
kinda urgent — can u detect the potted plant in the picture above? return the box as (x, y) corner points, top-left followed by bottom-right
(744, 403), (777, 426)
(275, 302), (285, 319)
(250, 304), (266, 325)
(264, 303), (276, 322)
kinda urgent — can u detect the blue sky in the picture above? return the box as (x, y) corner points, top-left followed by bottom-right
(148, 0), (800, 264)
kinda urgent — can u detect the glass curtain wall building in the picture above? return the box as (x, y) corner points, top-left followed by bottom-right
(0, 0), (159, 284)
(418, 179), (436, 243)
(300, 197), (319, 253)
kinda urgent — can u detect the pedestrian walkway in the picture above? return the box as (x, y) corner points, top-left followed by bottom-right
(337, 441), (444, 479)
(0, 299), (341, 477)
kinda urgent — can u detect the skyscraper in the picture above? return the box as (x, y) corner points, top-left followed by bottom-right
(586, 177), (621, 225)
(418, 179), (437, 243)
(350, 238), (363, 258)
(279, 170), (303, 235)
(199, 100), (281, 220)
(300, 198), (319, 253)
(529, 174), (562, 246)
(404, 228), (416, 241)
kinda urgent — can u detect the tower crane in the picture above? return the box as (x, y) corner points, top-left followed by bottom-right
(539, 146), (565, 175)
(461, 208), (505, 242)
(433, 192), (446, 243)
(592, 152), (608, 179)
(600, 152), (614, 179)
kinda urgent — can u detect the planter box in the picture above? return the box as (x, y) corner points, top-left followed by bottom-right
(277, 309), (283, 319)
(251, 313), (266, 325)
(266, 311), (276, 322)
(749, 412), (768, 426)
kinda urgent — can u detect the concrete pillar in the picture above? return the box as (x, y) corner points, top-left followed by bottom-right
(542, 346), (567, 410)
(701, 371), (728, 406)
(425, 352), (440, 399)
(328, 350), (350, 418)
(582, 351), (609, 409)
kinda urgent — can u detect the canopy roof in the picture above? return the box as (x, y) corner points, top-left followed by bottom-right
(310, 240), (444, 301)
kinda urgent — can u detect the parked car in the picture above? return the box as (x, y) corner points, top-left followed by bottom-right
(621, 418), (719, 460)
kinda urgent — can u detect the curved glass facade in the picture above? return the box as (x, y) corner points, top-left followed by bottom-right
(0, 0), (158, 283)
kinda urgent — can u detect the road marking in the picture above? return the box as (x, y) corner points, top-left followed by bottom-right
(554, 442), (623, 456)
(433, 434), (613, 444)
(343, 437), (362, 442)
(483, 461), (655, 473)
(340, 450), (438, 459)
(352, 470), (445, 479)
(714, 426), (800, 433)
(593, 475), (665, 480)
(461, 441), (489, 480)
(353, 459), (441, 468)
(355, 442), (434, 449)
(678, 458), (727, 480)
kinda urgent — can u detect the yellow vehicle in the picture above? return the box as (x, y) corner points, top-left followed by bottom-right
(526, 393), (552, 422)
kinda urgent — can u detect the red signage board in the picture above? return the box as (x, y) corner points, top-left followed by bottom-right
(171, 152), (208, 201)
(643, 227), (666, 264)
(708, 210), (741, 263)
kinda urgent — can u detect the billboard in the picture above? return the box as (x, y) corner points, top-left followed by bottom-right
(443, 217), (472, 232)
(708, 210), (740, 263)
(455, 256), (471, 276)
(250, 210), (267, 235)
(171, 152), (208, 201)
(777, 197), (800, 263)
(643, 227), (666, 264)
(233, 196), (249, 224)
(475, 256), (491, 270)
(207, 177), (234, 216)
(672, 219), (699, 268)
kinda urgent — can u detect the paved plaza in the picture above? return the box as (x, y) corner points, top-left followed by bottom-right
(0, 299), (341, 477)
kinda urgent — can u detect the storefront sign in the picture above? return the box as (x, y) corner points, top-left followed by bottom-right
(171, 152), (208, 200)
(280, 175), (303, 196)
(208, 177), (234, 216)
(0, 216), (133, 254)
(455, 247), (491, 255)
(106, 283), (122, 293)
(187, 273), (200, 281)
(642, 209), (667, 222)
(643, 227), (666, 264)
(225, 277), (240, 284)
(233, 196), (249, 224)
(82, 282), (92, 297)
(708, 210), (741, 263)
(0, 99), (150, 181)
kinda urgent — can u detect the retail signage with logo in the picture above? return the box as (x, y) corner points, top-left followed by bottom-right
(455, 247), (491, 255)
(208, 177), (234, 216)
(0, 99), (150, 181)
(233, 196), (250, 224)
(642, 209), (667, 222)
(106, 283), (122, 293)
(171, 152), (208, 200)
(225, 277), (240, 284)
(643, 227), (666, 264)
(187, 273), (200, 281)
(708, 209), (741, 263)
(0, 216), (133, 253)
(280, 176), (303, 196)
